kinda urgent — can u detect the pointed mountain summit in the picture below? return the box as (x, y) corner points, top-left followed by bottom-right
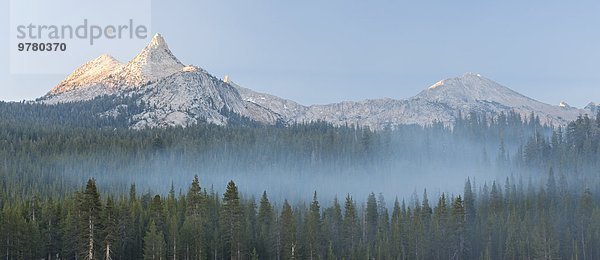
(43, 33), (187, 103)
(49, 54), (123, 95)
(108, 33), (185, 88)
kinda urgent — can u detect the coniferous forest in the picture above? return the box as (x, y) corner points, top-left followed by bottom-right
(1, 99), (600, 259)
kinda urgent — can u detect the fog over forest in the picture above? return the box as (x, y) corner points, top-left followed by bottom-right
(1, 99), (575, 205)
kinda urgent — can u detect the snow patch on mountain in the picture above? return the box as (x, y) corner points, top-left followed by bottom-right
(559, 101), (571, 108)
(227, 77), (308, 122)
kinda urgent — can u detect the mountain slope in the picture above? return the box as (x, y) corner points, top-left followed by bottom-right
(126, 67), (281, 128)
(44, 54), (124, 103)
(409, 73), (584, 126)
(227, 77), (308, 122)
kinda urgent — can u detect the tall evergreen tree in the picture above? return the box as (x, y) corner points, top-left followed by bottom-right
(222, 180), (243, 260)
(342, 195), (359, 257)
(79, 178), (103, 260)
(305, 192), (322, 259)
(258, 191), (275, 259)
(144, 220), (166, 260)
(280, 200), (296, 260)
(365, 192), (379, 257)
(102, 196), (117, 260)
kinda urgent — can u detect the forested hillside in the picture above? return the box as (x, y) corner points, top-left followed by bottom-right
(0, 100), (554, 201)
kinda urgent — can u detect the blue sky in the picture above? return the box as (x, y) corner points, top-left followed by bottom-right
(2, 0), (599, 107)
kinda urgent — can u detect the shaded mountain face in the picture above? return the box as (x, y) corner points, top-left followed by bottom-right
(42, 34), (592, 129)
(126, 67), (281, 128)
(585, 102), (599, 116)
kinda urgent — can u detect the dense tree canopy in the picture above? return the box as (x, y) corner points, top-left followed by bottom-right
(1, 176), (599, 260)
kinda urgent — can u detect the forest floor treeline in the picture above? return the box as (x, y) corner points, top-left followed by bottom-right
(1, 173), (600, 260)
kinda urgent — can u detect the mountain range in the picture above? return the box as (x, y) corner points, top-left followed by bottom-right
(41, 33), (597, 129)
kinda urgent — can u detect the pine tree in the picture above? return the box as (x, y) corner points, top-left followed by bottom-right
(79, 178), (103, 260)
(532, 216), (560, 260)
(342, 195), (359, 257)
(149, 195), (164, 231)
(421, 189), (433, 259)
(258, 191), (275, 259)
(222, 180), (243, 260)
(102, 196), (117, 260)
(280, 200), (296, 260)
(463, 178), (476, 258)
(432, 193), (449, 259)
(62, 205), (80, 260)
(390, 198), (405, 259)
(144, 220), (166, 260)
(165, 183), (179, 260)
(578, 188), (594, 260)
(244, 198), (258, 259)
(186, 175), (204, 217)
(180, 215), (203, 259)
(328, 197), (343, 257)
(376, 193), (390, 259)
(504, 208), (521, 259)
(41, 198), (62, 260)
(306, 192), (322, 260)
(181, 178), (205, 259)
(365, 192), (379, 257)
(450, 196), (466, 260)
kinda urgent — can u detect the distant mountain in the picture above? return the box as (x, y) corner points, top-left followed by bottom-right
(409, 73), (584, 126)
(41, 34), (593, 129)
(234, 73), (587, 128)
(585, 102), (599, 116)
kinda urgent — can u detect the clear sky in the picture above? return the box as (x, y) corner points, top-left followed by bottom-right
(1, 0), (599, 107)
